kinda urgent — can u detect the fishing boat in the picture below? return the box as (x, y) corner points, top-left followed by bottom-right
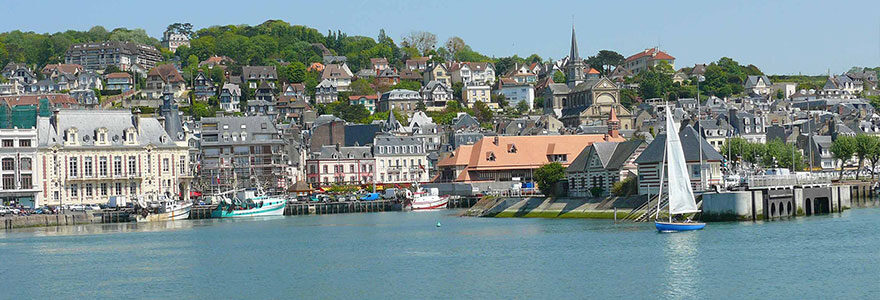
(410, 188), (448, 210)
(210, 194), (286, 218)
(135, 197), (192, 222)
(655, 105), (706, 232)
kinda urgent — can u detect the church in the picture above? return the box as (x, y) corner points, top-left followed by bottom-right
(543, 28), (634, 130)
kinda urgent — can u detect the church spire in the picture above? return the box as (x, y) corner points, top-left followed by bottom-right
(570, 25), (580, 62)
(565, 24), (585, 88)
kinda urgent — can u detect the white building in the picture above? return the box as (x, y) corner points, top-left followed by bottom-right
(0, 127), (39, 207)
(35, 110), (192, 206)
(496, 79), (535, 110)
(462, 84), (491, 105)
(373, 135), (428, 184)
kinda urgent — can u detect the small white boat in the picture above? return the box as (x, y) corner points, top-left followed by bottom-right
(136, 200), (192, 222)
(410, 188), (448, 210)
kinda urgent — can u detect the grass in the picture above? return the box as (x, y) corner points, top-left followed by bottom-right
(493, 209), (620, 219)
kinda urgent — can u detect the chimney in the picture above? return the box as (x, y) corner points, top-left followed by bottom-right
(493, 136), (499, 145)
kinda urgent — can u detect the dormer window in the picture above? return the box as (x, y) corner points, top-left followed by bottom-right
(95, 128), (109, 145)
(125, 128), (138, 144)
(486, 152), (496, 161)
(65, 128), (79, 145)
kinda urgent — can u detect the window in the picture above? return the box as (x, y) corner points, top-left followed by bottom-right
(179, 156), (186, 175)
(162, 158), (170, 172)
(322, 165), (328, 173)
(128, 156), (137, 175)
(130, 183), (138, 195)
(20, 173), (31, 188)
(68, 157), (78, 177)
(114, 156), (122, 176)
(70, 184), (78, 197)
(146, 155), (152, 173)
(1, 139), (13, 147)
(1, 158), (13, 171)
(18, 139), (30, 147)
(692, 165), (701, 178)
(83, 157), (92, 177)
(99, 157), (108, 177)
(2, 174), (14, 189)
(100, 183), (108, 196)
(85, 183), (93, 197)
(115, 183), (123, 195)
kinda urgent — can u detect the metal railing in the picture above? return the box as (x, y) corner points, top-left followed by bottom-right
(746, 174), (831, 188)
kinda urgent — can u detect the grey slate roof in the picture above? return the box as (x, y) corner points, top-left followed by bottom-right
(567, 140), (645, 172)
(38, 110), (179, 148)
(314, 145), (372, 159)
(634, 125), (723, 164)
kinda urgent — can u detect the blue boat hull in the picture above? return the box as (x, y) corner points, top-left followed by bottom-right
(655, 221), (706, 232)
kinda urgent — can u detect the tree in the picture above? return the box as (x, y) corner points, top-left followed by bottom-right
(534, 162), (566, 197)
(444, 36), (466, 59)
(401, 31), (436, 56)
(416, 100), (426, 111)
(279, 62), (307, 83)
(350, 78), (375, 95)
(552, 71), (566, 83)
(619, 89), (637, 110)
(472, 101), (493, 123)
(866, 136), (880, 180)
(452, 82), (464, 99)
(611, 176), (638, 196)
(389, 80), (421, 91)
(585, 50), (624, 75)
(854, 134), (876, 179)
(492, 93), (508, 108)
(166, 23), (194, 37)
(103, 65), (121, 74)
(830, 135), (857, 180)
(636, 64), (673, 100)
(516, 101), (529, 113)
(534, 97), (544, 111)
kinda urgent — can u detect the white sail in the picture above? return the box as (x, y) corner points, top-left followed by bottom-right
(665, 108), (700, 215)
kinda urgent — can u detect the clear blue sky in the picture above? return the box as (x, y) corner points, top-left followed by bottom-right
(3, 0), (879, 75)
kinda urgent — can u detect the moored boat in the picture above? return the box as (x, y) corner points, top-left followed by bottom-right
(135, 199), (193, 222)
(654, 105), (706, 232)
(410, 188), (448, 210)
(211, 195), (286, 218)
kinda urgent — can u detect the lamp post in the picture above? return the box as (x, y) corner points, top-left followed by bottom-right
(696, 75), (706, 191)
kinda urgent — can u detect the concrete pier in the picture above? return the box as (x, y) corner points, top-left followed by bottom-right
(702, 183), (865, 221)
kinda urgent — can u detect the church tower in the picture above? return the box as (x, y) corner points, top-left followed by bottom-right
(607, 107), (620, 138)
(565, 26), (585, 89)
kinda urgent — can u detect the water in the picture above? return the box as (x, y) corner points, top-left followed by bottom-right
(2, 208), (880, 299)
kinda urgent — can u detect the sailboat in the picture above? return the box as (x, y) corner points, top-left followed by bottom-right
(655, 105), (706, 232)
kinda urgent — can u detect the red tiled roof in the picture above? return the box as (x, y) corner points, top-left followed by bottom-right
(0, 94), (78, 108)
(625, 48), (675, 62)
(587, 68), (600, 74)
(41, 64), (83, 75)
(349, 95), (379, 100)
(147, 64), (184, 83)
(105, 72), (132, 79)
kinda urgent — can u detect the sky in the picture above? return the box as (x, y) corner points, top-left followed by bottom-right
(3, 0), (879, 75)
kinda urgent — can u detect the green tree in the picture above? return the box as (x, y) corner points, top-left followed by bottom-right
(585, 50), (625, 75)
(611, 176), (638, 196)
(552, 70), (566, 83)
(492, 93), (508, 108)
(636, 64), (673, 100)
(452, 82), (464, 99)
(866, 136), (880, 180)
(472, 101), (493, 123)
(830, 135), (857, 180)
(390, 80), (421, 91)
(350, 78), (375, 95)
(619, 88), (637, 110)
(534, 97), (544, 111)
(516, 101), (529, 113)
(279, 62), (307, 83)
(534, 162), (566, 197)
(854, 134), (876, 179)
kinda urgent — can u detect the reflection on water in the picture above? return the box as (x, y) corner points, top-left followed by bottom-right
(662, 231), (700, 300)
(0, 219), (202, 238)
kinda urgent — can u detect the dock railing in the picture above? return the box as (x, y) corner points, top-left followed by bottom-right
(746, 173), (831, 188)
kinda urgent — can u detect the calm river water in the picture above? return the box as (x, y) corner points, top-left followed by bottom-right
(2, 208), (879, 299)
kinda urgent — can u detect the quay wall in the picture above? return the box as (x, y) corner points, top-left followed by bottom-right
(2, 213), (96, 229)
